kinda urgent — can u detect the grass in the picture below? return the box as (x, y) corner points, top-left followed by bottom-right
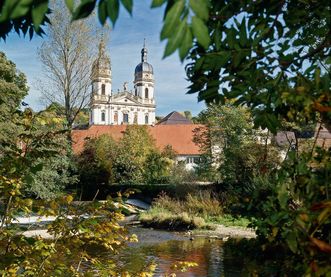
(139, 207), (207, 230)
(206, 214), (251, 228)
(139, 192), (251, 230)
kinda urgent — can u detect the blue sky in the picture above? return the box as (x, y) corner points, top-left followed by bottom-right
(0, 1), (205, 116)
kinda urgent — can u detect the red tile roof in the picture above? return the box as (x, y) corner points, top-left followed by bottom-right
(72, 124), (204, 155)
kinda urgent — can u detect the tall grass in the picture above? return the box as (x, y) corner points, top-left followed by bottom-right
(140, 207), (206, 230)
(153, 191), (223, 217)
(140, 191), (250, 230)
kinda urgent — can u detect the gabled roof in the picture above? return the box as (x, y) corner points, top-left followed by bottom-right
(157, 111), (192, 125)
(72, 124), (204, 155)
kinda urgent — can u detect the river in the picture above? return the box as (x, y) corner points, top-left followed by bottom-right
(114, 227), (251, 276)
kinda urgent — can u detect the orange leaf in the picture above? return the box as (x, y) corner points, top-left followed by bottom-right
(310, 237), (331, 254)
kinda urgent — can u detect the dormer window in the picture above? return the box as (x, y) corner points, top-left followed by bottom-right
(101, 84), (106, 95)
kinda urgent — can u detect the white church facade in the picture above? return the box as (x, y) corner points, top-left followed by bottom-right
(89, 40), (156, 125)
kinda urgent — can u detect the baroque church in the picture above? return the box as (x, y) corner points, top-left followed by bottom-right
(89, 39), (156, 125)
(73, 39), (202, 171)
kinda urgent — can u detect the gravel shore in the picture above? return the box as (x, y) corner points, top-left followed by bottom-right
(192, 224), (256, 239)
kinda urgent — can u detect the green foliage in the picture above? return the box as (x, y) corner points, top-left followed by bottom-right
(72, 0), (133, 25)
(182, 0), (331, 131)
(143, 151), (173, 184)
(183, 110), (192, 120)
(0, 52), (28, 110)
(0, 51), (28, 146)
(0, 176), (143, 276)
(27, 154), (77, 200)
(208, 214), (250, 228)
(0, 0), (50, 40)
(244, 146), (331, 275)
(194, 103), (281, 185)
(76, 126), (177, 197)
(0, 53), (72, 200)
(168, 162), (200, 185)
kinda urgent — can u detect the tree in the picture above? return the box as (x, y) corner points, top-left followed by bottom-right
(0, 52), (76, 200)
(3, 0), (329, 129)
(1, 0), (330, 274)
(194, 103), (280, 184)
(114, 125), (156, 184)
(76, 126), (177, 190)
(37, 1), (100, 138)
(183, 111), (192, 120)
(24, 108), (78, 199)
(0, 51), (28, 146)
(0, 54), (157, 276)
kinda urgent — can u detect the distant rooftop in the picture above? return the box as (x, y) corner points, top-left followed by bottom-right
(157, 111), (192, 125)
(72, 124), (203, 155)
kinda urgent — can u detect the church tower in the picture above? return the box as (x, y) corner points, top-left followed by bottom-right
(133, 41), (155, 106)
(89, 39), (112, 125)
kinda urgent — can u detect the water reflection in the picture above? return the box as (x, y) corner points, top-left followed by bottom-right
(116, 227), (247, 276)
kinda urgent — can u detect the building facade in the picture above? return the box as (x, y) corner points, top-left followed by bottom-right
(89, 40), (156, 125)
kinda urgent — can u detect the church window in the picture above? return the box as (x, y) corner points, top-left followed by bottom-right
(101, 111), (106, 122)
(145, 88), (149, 98)
(101, 84), (106, 95)
(114, 112), (118, 123)
(123, 113), (129, 123)
(135, 88), (138, 96)
(145, 115), (148, 124)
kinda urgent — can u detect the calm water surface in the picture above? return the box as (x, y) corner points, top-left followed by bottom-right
(115, 227), (249, 277)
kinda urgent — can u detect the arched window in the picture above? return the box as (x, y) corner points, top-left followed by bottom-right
(123, 113), (129, 123)
(101, 84), (106, 95)
(101, 111), (106, 122)
(145, 88), (149, 98)
(135, 88), (138, 96)
(114, 112), (118, 124)
(145, 115), (148, 124)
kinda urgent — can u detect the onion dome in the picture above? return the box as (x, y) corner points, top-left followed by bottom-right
(135, 41), (153, 75)
(92, 38), (111, 78)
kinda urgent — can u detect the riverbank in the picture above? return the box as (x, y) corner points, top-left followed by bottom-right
(21, 216), (255, 240)
(191, 224), (256, 239)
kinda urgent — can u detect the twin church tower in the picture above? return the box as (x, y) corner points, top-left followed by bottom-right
(89, 39), (156, 125)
